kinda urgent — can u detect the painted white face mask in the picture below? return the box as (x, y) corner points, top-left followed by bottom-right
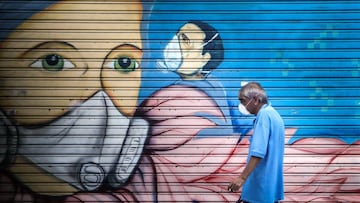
(156, 33), (219, 74)
(0, 91), (149, 192)
(156, 35), (182, 72)
(238, 98), (253, 115)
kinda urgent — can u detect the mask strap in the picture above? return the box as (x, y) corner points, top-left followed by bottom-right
(201, 70), (211, 78)
(200, 33), (219, 48)
(245, 98), (253, 107)
(198, 33), (219, 77)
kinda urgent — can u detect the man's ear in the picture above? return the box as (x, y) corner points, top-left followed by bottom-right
(201, 52), (211, 67)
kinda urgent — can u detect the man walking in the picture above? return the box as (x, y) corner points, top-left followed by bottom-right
(228, 82), (285, 203)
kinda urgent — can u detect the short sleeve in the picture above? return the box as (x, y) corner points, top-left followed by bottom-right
(249, 112), (270, 158)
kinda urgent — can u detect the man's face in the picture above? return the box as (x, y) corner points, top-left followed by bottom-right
(0, 0), (143, 125)
(239, 93), (250, 106)
(175, 23), (210, 76)
(238, 91), (254, 114)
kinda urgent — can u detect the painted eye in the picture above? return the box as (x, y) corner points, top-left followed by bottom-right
(179, 33), (191, 46)
(30, 54), (75, 71)
(105, 56), (139, 72)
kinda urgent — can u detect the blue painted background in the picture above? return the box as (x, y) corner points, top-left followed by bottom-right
(140, 0), (360, 144)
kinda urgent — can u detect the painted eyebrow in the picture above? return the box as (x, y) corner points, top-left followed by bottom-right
(110, 43), (142, 52)
(178, 32), (190, 43)
(104, 43), (142, 61)
(21, 41), (78, 57)
(20, 41), (90, 74)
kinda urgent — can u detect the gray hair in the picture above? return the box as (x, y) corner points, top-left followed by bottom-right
(240, 82), (268, 104)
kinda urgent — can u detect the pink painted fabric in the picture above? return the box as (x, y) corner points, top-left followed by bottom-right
(1, 85), (359, 202)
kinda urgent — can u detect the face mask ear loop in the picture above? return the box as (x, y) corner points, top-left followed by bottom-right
(245, 98), (253, 108)
(201, 70), (211, 78)
(197, 33), (219, 77)
(199, 33), (219, 48)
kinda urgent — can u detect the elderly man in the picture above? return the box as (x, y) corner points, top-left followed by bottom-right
(228, 82), (285, 203)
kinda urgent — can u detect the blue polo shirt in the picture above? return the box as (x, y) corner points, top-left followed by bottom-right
(241, 104), (285, 203)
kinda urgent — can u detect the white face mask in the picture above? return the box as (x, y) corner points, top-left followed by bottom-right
(0, 91), (149, 191)
(156, 35), (182, 72)
(156, 33), (219, 74)
(238, 98), (253, 115)
(238, 103), (251, 115)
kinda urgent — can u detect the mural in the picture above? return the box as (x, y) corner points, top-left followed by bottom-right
(0, 0), (359, 202)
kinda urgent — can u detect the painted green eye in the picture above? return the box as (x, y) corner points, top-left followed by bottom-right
(31, 54), (75, 71)
(105, 56), (139, 72)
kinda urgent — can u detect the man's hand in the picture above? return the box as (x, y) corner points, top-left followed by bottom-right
(227, 156), (261, 192)
(228, 176), (245, 192)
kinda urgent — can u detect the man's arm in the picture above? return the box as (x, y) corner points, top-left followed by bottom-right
(228, 156), (261, 192)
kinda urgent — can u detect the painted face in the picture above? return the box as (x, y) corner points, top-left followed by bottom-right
(0, 0), (143, 125)
(0, 0), (147, 195)
(175, 23), (210, 76)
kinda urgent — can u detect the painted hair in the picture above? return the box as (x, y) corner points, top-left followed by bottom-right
(0, 1), (58, 41)
(187, 20), (224, 77)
